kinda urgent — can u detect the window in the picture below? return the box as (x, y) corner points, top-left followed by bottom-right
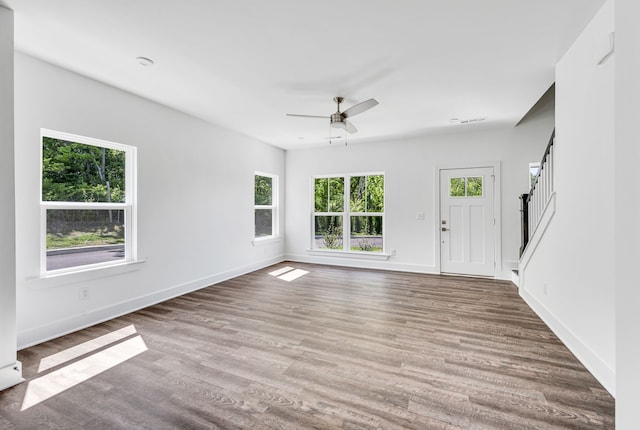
(41, 129), (136, 273)
(529, 162), (541, 189)
(254, 172), (278, 239)
(313, 177), (345, 250)
(449, 176), (483, 197)
(313, 173), (384, 253)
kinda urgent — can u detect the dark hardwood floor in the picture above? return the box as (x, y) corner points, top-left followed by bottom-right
(0, 263), (614, 429)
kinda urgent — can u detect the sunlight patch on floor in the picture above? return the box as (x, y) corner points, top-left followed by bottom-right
(38, 324), (138, 372)
(268, 266), (309, 282)
(268, 266), (295, 277)
(22, 329), (147, 411)
(278, 269), (309, 282)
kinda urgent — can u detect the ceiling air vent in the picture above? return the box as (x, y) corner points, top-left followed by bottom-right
(459, 117), (487, 124)
(449, 117), (487, 125)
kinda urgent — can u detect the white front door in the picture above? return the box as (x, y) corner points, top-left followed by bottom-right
(440, 167), (495, 277)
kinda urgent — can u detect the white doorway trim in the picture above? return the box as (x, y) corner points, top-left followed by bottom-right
(434, 161), (502, 277)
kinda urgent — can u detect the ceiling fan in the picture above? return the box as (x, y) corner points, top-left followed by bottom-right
(287, 96), (379, 134)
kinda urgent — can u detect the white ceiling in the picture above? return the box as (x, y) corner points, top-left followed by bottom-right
(6, 0), (605, 149)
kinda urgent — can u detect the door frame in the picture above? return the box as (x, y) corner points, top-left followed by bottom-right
(435, 161), (502, 278)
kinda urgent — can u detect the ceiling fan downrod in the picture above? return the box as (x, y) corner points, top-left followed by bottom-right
(331, 97), (344, 127)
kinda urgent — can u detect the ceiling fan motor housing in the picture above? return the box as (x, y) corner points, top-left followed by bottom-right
(330, 112), (346, 128)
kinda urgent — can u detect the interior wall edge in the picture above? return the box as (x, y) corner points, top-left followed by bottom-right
(0, 4), (22, 391)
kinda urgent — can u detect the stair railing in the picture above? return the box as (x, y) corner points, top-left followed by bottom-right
(520, 130), (555, 256)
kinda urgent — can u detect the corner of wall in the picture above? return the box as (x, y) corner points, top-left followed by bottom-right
(0, 4), (23, 391)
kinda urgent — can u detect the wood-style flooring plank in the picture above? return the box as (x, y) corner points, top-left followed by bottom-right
(0, 262), (614, 429)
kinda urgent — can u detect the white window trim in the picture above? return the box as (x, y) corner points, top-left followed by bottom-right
(310, 172), (385, 255)
(40, 129), (138, 276)
(254, 171), (279, 241)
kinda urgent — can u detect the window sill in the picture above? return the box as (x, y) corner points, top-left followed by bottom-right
(252, 236), (281, 246)
(27, 259), (147, 288)
(306, 249), (391, 261)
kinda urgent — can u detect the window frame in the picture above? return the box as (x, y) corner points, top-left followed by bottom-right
(254, 171), (279, 241)
(311, 172), (385, 254)
(40, 129), (137, 275)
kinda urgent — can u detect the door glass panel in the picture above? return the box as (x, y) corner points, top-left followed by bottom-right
(466, 177), (483, 197)
(450, 178), (465, 197)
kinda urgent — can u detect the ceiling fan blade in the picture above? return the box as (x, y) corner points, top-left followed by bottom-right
(344, 120), (358, 134)
(342, 98), (379, 118)
(286, 114), (329, 119)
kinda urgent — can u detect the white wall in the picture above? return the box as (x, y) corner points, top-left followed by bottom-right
(0, 5), (22, 391)
(14, 53), (286, 348)
(519, 0), (615, 394)
(615, 0), (640, 425)
(285, 104), (554, 279)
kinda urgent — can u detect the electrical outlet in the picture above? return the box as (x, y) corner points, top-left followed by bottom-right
(390, 249), (396, 256)
(79, 287), (89, 301)
(543, 283), (548, 295)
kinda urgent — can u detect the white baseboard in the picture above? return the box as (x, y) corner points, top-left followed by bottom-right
(500, 260), (518, 282)
(0, 361), (23, 391)
(17, 256), (285, 350)
(519, 287), (615, 397)
(517, 193), (614, 395)
(285, 253), (439, 275)
(511, 269), (519, 287)
(286, 253), (515, 281)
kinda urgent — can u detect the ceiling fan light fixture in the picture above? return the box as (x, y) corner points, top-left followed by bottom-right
(331, 120), (346, 129)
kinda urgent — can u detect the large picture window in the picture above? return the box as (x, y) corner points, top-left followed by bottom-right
(313, 173), (384, 252)
(255, 172), (278, 239)
(41, 129), (136, 273)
